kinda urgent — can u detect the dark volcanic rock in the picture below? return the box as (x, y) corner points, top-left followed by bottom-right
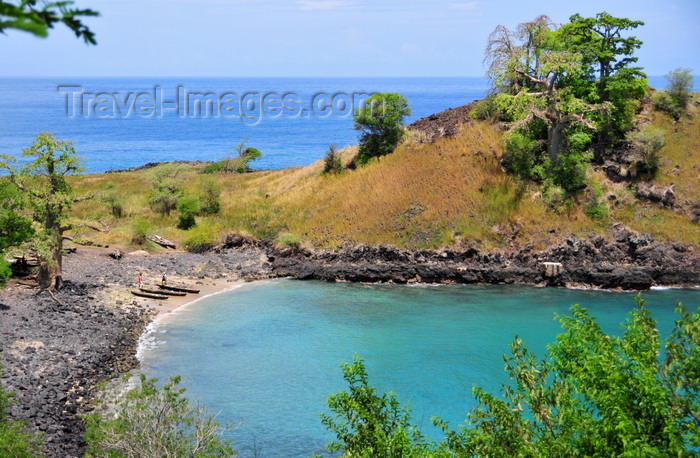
(0, 283), (151, 458)
(635, 182), (677, 207)
(267, 227), (699, 290)
(406, 101), (479, 141)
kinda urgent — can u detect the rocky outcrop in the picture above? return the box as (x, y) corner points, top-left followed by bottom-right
(635, 182), (677, 207)
(268, 226), (699, 290)
(406, 101), (479, 141)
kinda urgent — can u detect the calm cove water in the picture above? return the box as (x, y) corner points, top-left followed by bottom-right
(137, 279), (699, 457)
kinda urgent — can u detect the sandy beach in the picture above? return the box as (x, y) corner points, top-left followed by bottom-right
(132, 276), (247, 318)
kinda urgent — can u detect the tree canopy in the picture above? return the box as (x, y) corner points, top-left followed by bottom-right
(354, 93), (411, 164)
(0, 132), (88, 289)
(0, 0), (98, 43)
(480, 12), (647, 192)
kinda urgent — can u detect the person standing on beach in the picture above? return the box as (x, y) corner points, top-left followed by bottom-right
(162, 273), (167, 286)
(137, 273), (142, 288)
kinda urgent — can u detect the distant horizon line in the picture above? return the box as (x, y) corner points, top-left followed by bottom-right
(1, 75), (489, 79)
(1, 74), (690, 80)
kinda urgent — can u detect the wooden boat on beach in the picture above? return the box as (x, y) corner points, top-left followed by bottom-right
(131, 290), (169, 300)
(159, 284), (201, 294)
(140, 287), (186, 297)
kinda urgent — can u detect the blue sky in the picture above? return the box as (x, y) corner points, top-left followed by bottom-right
(0, 0), (697, 77)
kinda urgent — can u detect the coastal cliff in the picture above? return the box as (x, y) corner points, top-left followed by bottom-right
(265, 225), (699, 290)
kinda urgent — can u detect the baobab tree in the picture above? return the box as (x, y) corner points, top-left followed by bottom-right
(1, 132), (92, 289)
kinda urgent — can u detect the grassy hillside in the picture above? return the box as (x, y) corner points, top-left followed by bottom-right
(67, 105), (699, 252)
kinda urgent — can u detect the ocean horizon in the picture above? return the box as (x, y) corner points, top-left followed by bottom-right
(1, 75), (694, 173)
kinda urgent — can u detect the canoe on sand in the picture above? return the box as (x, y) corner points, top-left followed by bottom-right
(139, 287), (186, 297)
(159, 284), (200, 294)
(131, 290), (169, 300)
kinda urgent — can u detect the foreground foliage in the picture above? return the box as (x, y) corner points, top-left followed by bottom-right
(321, 296), (699, 456)
(0, 0), (98, 43)
(85, 374), (235, 457)
(319, 355), (431, 457)
(0, 180), (34, 283)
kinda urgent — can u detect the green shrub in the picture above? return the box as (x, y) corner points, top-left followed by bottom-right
(202, 142), (262, 174)
(321, 145), (342, 175)
(184, 222), (221, 253)
(131, 219), (152, 245)
(201, 161), (225, 174)
(551, 131), (592, 192)
(100, 188), (125, 218)
(276, 232), (301, 248)
(198, 180), (222, 215)
(542, 182), (566, 209)
(503, 131), (539, 179)
(148, 164), (184, 216)
(177, 195), (199, 230)
(666, 67), (694, 120)
(0, 258), (12, 283)
(626, 125), (665, 177)
(0, 365), (43, 457)
(149, 188), (180, 216)
(84, 374), (234, 457)
(320, 355), (429, 456)
(651, 90), (674, 114)
(469, 95), (501, 120)
(653, 68), (694, 120)
(585, 180), (609, 220)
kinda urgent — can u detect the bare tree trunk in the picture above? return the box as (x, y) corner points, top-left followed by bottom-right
(38, 222), (64, 290)
(547, 120), (566, 167)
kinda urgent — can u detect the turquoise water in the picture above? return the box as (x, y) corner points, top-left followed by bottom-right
(137, 279), (699, 457)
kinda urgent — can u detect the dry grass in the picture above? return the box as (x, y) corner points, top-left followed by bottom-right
(65, 112), (699, 251)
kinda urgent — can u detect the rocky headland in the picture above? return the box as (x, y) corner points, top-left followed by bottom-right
(267, 224), (699, 290)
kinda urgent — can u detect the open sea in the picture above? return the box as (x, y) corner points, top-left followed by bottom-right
(0, 76), (692, 173)
(0, 77), (489, 172)
(137, 279), (699, 457)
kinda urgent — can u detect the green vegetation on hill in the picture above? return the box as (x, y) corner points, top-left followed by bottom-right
(479, 13), (647, 192)
(53, 98), (698, 253)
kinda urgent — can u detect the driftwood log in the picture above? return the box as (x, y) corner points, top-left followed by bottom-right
(62, 236), (109, 248)
(148, 235), (177, 249)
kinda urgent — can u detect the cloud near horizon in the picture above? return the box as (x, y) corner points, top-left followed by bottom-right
(297, 0), (358, 10)
(449, 1), (478, 10)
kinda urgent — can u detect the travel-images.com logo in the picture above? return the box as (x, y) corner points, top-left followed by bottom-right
(58, 85), (387, 125)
